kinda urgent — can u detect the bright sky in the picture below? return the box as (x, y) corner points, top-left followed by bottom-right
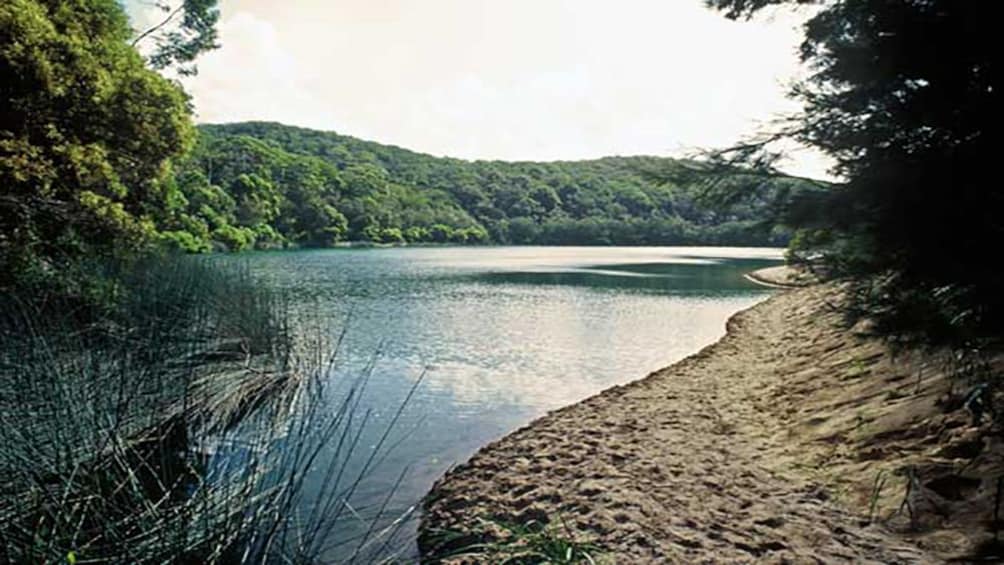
(126, 0), (832, 179)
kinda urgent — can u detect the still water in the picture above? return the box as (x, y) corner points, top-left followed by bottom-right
(241, 246), (781, 560)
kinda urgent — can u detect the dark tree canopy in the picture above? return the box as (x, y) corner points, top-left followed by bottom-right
(706, 0), (818, 20)
(706, 0), (1001, 343)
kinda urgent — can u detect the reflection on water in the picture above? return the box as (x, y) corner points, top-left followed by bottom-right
(233, 246), (781, 560)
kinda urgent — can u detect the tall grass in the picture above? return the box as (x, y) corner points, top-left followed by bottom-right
(0, 255), (413, 563)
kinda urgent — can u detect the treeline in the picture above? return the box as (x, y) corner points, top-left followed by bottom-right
(157, 122), (801, 251)
(0, 0), (800, 298)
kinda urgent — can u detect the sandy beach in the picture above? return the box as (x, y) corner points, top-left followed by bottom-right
(419, 274), (1003, 563)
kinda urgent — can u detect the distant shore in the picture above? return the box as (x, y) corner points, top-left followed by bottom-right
(419, 272), (997, 562)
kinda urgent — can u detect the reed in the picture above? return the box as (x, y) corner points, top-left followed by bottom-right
(0, 255), (412, 564)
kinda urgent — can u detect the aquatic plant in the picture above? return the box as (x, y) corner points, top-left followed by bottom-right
(0, 256), (414, 563)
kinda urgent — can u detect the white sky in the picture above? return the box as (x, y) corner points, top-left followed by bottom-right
(126, 0), (832, 179)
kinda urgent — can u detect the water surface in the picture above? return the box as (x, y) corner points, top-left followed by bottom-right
(240, 246), (781, 560)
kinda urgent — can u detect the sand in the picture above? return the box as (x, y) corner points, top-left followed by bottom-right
(419, 278), (1004, 563)
(744, 264), (818, 288)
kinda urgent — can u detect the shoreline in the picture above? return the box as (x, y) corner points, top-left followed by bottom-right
(743, 264), (817, 288)
(419, 276), (1000, 562)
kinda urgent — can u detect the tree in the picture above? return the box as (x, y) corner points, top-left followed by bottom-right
(130, 0), (220, 76)
(0, 0), (196, 285)
(175, 121), (797, 250)
(705, 0), (999, 343)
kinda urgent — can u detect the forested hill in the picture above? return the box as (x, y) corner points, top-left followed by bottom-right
(159, 121), (794, 251)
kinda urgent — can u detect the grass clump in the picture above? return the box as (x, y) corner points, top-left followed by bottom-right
(425, 515), (603, 564)
(0, 254), (414, 563)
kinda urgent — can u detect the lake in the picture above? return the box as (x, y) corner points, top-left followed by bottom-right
(239, 246), (781, 560)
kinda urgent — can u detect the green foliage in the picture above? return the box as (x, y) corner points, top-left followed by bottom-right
(0, 0), (194, 286)
(212, 223), (255, 251)
(131, 0), (220, 76)
(427, 516), (602, 564)
(706, 1), (1000, 344)
(157, 228), (210, 252)
(164, 122), (796, 251)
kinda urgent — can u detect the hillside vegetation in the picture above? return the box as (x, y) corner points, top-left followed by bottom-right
(158, 122), (798, 251)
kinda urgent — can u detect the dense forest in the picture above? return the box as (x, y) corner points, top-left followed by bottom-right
(158, 122), (799, 252)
